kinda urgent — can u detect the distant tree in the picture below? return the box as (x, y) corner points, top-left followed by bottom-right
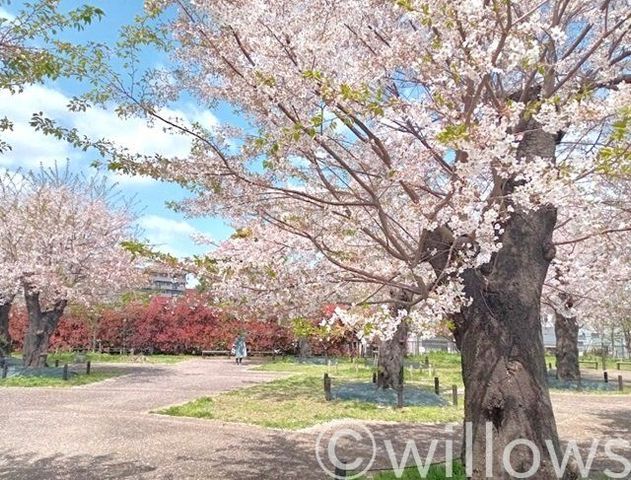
(0, 165), (144, 367)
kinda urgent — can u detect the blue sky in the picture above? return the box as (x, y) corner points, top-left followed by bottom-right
(0, 1), (234, 258)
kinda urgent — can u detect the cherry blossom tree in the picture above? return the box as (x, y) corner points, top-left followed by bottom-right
(542, 176), (631, 379)
(0, 0), (106, 153)
(0, 170), (22, 357)
(41, 0), (631, 476)
(0, 165), (144, 367)
(195, 221), (438, 387)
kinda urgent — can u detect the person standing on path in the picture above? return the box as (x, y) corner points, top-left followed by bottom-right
(234, 333), (247, 365)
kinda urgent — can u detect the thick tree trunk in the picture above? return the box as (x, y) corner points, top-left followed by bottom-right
(297, 337), (312, 357)
(456, 204), (571, 479)
(22, 290), (67, 368)
(377, 320), (408, 390)
(554, 310), (580, 381)
(377, 289), (410, 390)
(0, 301), (12, 357)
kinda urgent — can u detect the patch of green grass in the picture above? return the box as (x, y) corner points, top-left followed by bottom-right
(255, 352), (464, 389)
(364, 461), (466, 479)
(159, 374), (462, 429)
(0, 371), (117, 387)
(363, 461), (608, 479)
(11, 352), (195, 365)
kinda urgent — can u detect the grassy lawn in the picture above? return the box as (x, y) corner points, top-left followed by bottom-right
(363, 462), (466, 479)
(257, 352), (464, 389)
(11, 351), (195, 365)
(158, 351), (628, 430)
(363, 462), (608, 479)
(0, 371), (118, 387)
(159, 354), (464, 429)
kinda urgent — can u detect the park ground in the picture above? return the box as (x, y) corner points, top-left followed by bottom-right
(0, 357), (630, 479)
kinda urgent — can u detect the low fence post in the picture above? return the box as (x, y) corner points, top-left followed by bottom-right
(334, 460), (347, 478)
(86, 360), (91, 375)
(452, 385), (458, 406)
(62, 364), (69, 381)
(54, 359), (59, 368)
(1, 363), (7, 379)
(604, 371), (609, 383)
(397, 387), (404, 409)
(618, 375), (624, 392)
(324, 373), (332, 401)
(434, 376), (440, 395)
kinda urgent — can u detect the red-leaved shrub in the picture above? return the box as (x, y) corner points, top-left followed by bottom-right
(8, 292), (350, 355)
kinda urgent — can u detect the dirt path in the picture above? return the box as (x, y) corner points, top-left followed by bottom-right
(0, 360), (629, 479)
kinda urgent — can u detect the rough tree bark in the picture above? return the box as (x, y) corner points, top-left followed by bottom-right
(554, 304), (580, 381)
(22, 289), (67, 368)
(455, 204), (571, 479)
(425, 119), (574, 478)
(297, 337), (312, 357)
(454, 118), (575, 478)
(0, 300), (12, 358)
(376, 289), (412, 390)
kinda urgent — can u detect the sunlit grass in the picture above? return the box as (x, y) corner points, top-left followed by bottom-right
(363, 461), (466, 479)
(159, 362), (463, 430)
(0, 371), (118, 387)
(160, 376), (462, 429)
(11, 351), (195, 365)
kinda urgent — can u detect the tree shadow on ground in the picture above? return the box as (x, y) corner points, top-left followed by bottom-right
(207, 422), (459, 479)
(0, 450), (156, 480)
(585, 405), (631, 476)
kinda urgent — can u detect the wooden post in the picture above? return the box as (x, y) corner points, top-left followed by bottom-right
(452, 385), (458, 406)
(604, 371), (609, 383)
(424, 356), (430, 368)
(434, 376), (440, 395)
(54, 359), (59, 368)
(324, 373), (332, 401)
(334, 460), (347, 478)
(618, 375), (624, 392)
(372, 371), (377, 384)
(86, 361), (91, 375)
(1, 363), (7, 379)
(397, 387), (404, 409)
(548, 362), (552, 371)
(62, 364), (69, 381)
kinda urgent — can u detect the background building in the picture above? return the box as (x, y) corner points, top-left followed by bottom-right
(144, 270), (187, 297)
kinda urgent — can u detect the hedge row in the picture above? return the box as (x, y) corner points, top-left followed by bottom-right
(9, 294), (352, 356)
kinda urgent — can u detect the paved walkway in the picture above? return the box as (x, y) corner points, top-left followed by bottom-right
(1, 360), (629, 479)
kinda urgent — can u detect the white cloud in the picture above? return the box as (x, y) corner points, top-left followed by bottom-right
(0, 86), (73, 169)
(0, 7), (15, 21)
(138, 214), (204, 258)
(0, 84), (220, 174)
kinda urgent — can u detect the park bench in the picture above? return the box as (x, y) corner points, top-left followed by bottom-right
(616, 361), (631, 370)
(251, 350), (282, 358)
(579, 360), (599, 369)
(73, 351), (88, 364)
(201, 350), (230, 357)
(102, 347), (123, 355)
